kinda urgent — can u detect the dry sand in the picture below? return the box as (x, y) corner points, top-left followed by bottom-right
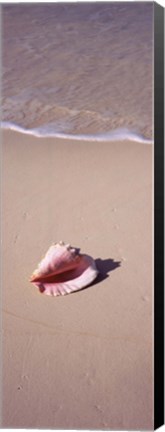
(2, 130), (153, 429)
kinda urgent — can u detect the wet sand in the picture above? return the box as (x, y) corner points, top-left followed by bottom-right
(2, 130), (153, 429)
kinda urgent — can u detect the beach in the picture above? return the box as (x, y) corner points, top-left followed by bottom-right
(2, 130), (153, 429)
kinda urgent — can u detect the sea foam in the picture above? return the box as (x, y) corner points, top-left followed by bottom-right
(1, 121), (153, 144)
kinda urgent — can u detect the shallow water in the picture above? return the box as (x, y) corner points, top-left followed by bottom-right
(2, 3), (153, 141)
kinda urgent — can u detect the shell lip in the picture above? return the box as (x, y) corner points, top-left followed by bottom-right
(30, 254), (98, 285)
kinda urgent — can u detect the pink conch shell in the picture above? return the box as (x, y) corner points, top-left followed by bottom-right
(30, 241), (99, 296)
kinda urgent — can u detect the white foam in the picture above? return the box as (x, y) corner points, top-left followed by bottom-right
(1, 121), (153, 144)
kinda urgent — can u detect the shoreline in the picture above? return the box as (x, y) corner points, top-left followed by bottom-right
(2, 130), (153, 429)
(1, 121), (153, 144)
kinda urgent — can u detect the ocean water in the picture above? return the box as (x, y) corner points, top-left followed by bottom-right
(2, 3), (153, 142)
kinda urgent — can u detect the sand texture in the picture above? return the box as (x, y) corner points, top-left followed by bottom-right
(2, 130), (153, 429)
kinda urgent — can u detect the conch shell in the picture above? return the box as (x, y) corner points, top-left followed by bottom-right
(30, 241), (98, 296)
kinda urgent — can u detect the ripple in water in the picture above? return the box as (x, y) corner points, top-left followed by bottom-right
(2, 3), (153, 141)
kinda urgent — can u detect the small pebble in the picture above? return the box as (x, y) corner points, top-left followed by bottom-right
(121, 256), (126, 261)
(142, 295), (149, 302)
(17, 385), (23, 391)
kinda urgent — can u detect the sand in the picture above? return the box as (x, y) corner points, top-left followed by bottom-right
(2, 130), (153, 430)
